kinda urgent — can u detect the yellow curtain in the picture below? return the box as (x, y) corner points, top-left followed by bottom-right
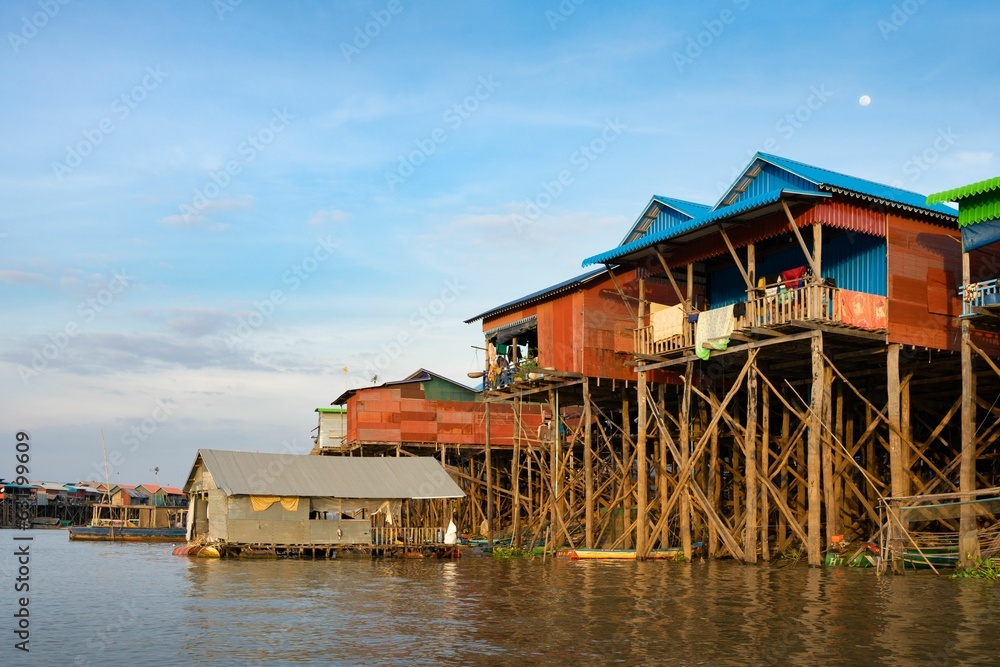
(250, 495), (279, 511)
(250, 496), (299, 512)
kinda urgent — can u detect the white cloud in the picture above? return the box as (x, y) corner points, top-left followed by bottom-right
(307, 209), (352, 226)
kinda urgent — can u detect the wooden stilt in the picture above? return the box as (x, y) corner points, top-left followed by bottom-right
(681, 362), (693, 560)
(807, 332), (823, 566)
(745, 360), (758, 563)
(485, 401), (493, 546)
(761, 381), (770, 561)
(583, 380), (594, 549)
(960, 252), (979, 567)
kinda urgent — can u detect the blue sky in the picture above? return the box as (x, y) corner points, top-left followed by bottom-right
(1, 0), (997, 487)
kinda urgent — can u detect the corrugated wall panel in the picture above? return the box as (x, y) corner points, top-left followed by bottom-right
(729, 163), (816, 206)
(708, 229), (887, 308)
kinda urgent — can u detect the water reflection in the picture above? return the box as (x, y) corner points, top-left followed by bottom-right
(6, 532), (1000, 666)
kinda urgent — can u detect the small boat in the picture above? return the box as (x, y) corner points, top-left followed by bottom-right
(29, 516), (63, 529)
(567, 544), (702, 561)
(68, 503), (187, 543)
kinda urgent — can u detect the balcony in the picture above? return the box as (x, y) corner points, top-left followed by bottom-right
(960, 279), (1000, 318)
(635, 284), (888, 357)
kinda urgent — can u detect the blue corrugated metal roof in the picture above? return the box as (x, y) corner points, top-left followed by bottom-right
(583, 189), (830, 267)
(464, 267), (607, 323)
(748, 153), (957, 217)
(619, 195), (710, 246)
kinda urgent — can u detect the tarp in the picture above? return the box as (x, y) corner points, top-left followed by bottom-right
(961, 218), (1000, 252)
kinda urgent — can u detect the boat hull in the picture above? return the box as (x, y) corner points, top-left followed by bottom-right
(568, 548), (688, 561)
(68, 526), (187, 542)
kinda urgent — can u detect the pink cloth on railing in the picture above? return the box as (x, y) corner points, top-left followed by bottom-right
(836, 290), (887, 330)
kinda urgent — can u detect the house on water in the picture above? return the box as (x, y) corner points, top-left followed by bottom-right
(183, 449), (465, 557)
(573, 151), (1000, 566)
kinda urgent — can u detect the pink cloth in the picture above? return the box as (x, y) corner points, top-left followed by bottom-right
(836, 290), (887, 330)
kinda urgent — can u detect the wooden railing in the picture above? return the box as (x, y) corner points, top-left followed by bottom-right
(634, 285), (886, 356)
(371, 525), (446, 546)
(960, 278), (999, 316)
(748, 284), (836, 327)
(634, 317), (696, 356)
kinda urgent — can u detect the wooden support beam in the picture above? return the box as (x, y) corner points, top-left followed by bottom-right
(781, 200), (820, 278)
(680, 362), (693, 560)
(605, 265), (637, 324)
(636, 279), (649, 558)
(960, 251), (979, 567)
(745, 361), (758, 563)
(654, 250), (690, 312)
(583, 381), (594, 549)
(887, 344), (908, 499)
(485, 401), (493, 546)
(807, 331), (823, 565)
(719, 225), (754, 291)
(761, 382), (770, 561)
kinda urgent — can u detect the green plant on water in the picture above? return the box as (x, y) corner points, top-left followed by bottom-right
(491, 546), (530, 559)
(952, 556), (1000, 580)
(780, 546), (801, 561)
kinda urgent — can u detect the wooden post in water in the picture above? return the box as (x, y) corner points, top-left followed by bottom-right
(959, 250), (979, 568)
(512, 397), (522, 547)
(807, 332), (823, 566)
(636, 278), (648, 558)
(745, 361), (758, 563)
(680, 362), (693, 560)
(485, 401), (493, 547)
(760, 382), (770, 561)
(583, 379), (594, 549)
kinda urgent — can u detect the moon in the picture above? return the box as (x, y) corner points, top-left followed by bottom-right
(859, 95), (872, 107)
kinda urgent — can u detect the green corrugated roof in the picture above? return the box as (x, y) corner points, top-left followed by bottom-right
(316, 406), (346, 413)
(927, 176), (1000, 227)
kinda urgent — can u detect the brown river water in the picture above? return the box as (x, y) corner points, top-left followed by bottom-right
(3, 530), (1000, 666)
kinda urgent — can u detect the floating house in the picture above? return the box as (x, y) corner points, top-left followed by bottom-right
(183, 449), (465, 557)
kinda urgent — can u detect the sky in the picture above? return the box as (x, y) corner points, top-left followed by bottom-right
(1, 0), (998, 488)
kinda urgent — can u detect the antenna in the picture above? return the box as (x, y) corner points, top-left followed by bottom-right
(150, 466), (160, 484)
(100, 429), (111, 505)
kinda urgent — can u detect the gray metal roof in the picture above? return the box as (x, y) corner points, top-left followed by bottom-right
(187, 449), (465, 500)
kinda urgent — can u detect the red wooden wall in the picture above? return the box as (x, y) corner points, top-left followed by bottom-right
(345, 386), (546, 448)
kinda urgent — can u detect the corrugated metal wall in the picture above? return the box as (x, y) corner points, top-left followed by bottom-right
(728, 163), (816, 206)
(646, 207), (692, 237)
(708, 230), (887, 308)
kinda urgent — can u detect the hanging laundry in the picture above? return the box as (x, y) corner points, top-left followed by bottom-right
(695, 304), (735, 361)
(651, 304), (685, 342)
(732, 301), (747, 318)
(781, 266), (808, 290)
